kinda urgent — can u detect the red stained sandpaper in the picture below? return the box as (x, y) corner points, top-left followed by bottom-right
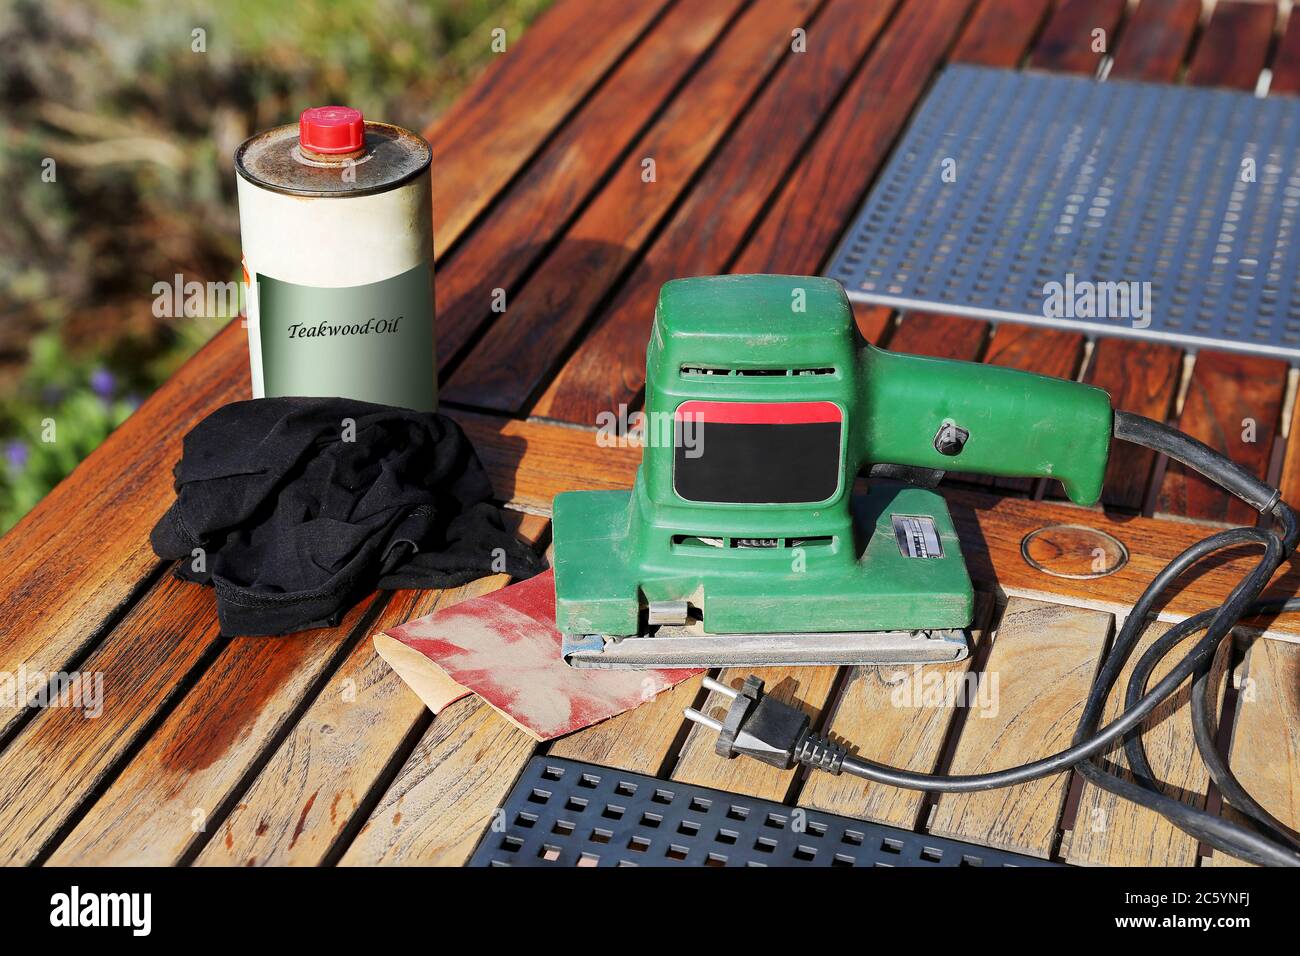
(375, 569), (700, 740)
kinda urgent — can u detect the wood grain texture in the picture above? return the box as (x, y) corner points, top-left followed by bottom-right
(797, 594), (996, 828)
(547, 675), (706, 776)
(928, 598), (1112, 858)
(1065, 621), (1228, 867)
(1183, 0), (1274, 91)
(1207, 638), (1300, 867)
(424, 0), (672, 255)
(1156, 2), (1284, 525)
(444, 0), (820, 413)
(670, 666), (840, 802)
(731, 0), (976, 275)
(1027, 0), (1125, 75)
(1108, 0), (1202, 83)
(948, 0), (1051, 67)
(0, 577), (222, 865)
(46, 596), (378, 865)
(432, 0), (745, 364)
(194, 514), (548, 867)
(1156, 350), (1287, 525)
(532, 0), (900, 423)
(336, 694), (537, 866)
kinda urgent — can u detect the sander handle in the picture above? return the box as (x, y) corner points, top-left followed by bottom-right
(857, 343), (1113, 505)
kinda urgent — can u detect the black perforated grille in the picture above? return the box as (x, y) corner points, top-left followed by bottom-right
(469, 756), (1059, 867)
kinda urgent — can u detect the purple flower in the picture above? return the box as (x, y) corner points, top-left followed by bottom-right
(90, 368), (116, 400)
(5, 441), (28, 472)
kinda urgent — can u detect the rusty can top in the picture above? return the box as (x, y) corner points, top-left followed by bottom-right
(235, 113), (431, 199)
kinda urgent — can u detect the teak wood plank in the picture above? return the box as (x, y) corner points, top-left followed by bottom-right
(547, 675), (706, 776)
(532, 0), (901, 424)
(796, 594), (996, 829)
(1065, 621), (1228, 867)
(948, 0), (1052, 67)
(730, 0), (976, 276)
(1156, 350), (1288, 525)
(0, 577), (223, 865)
(194, 514), (548, 867)
(1026, 0), (1125, 75)
(432, 0), (746, 365)
(337, 694), (537, 866)
(1207, 638), (1300, 867)
(670, 666), (840, 802)
(424, 0), (672, 255)
(1157, 2), (1285, 526)
(444, 0), (821, 413)
(927, 598), (1112, 858)
(1107, 0), (1202, 84)
(46, 596), (379, 865)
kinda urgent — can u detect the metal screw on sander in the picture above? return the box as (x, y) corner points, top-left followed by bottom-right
(933, 421), (969, 456)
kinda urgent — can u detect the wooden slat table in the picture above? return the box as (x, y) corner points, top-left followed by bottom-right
(4, 0), (1300, 867)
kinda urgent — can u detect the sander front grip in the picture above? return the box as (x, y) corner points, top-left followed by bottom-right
(855, 344), (1113, 506)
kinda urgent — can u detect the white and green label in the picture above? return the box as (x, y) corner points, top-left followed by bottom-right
(257, 262), (435, 411)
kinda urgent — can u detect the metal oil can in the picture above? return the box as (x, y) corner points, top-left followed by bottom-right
(234, 106), (437, 411)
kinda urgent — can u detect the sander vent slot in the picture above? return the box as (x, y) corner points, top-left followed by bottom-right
(671, 535), (834, 551)
(680, 365), (835, 377)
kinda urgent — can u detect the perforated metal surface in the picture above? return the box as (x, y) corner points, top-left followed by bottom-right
(826, 65), (1300, 359)
(470, 756), (1059, 867)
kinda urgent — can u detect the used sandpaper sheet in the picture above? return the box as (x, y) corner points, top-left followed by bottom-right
(374, 569), (700, 740)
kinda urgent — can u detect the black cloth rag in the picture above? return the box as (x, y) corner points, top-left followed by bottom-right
(151, 397), (546, 636)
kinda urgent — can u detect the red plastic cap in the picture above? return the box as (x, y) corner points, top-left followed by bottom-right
(299, 106), (365, 154)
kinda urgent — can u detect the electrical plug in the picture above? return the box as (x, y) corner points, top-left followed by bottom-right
(685, 675), (847, 773)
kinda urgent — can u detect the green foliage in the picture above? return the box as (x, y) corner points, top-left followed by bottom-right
(0, 335), (137, 532)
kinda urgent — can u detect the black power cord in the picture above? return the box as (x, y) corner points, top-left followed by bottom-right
(686, 411), (1300, 867)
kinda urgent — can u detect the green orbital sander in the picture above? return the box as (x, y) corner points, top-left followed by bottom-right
(552, 275), (1112, 668)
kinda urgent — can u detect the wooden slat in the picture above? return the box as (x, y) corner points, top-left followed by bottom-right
(1208, 638), (1300, 867)
(425, 0), (673, 254)
(336, 695), (536, 866)
(531, 0), (901, 423)
(1027, 0), (1125, 75)
(886, 311), (987, 359)
(443, 0), (821, 413)
(44, 596), (379, 865)
(432, 0), (747, 364)
(1065, 621), (1228, 867)
(670, 666), (840, 802)
(1107, 0), (1202, 83)
(796, 594), (996, 828)
(1157, 1), (1285, 526)
(193, 514), (548, 867)
(948, 0), (1051, 66)
(927, 598), (1112, 858)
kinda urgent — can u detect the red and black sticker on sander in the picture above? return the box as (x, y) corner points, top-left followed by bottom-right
(673, 401), (842, 504)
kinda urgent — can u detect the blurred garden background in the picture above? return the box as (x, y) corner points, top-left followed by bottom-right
(0, 0), (550, 533)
